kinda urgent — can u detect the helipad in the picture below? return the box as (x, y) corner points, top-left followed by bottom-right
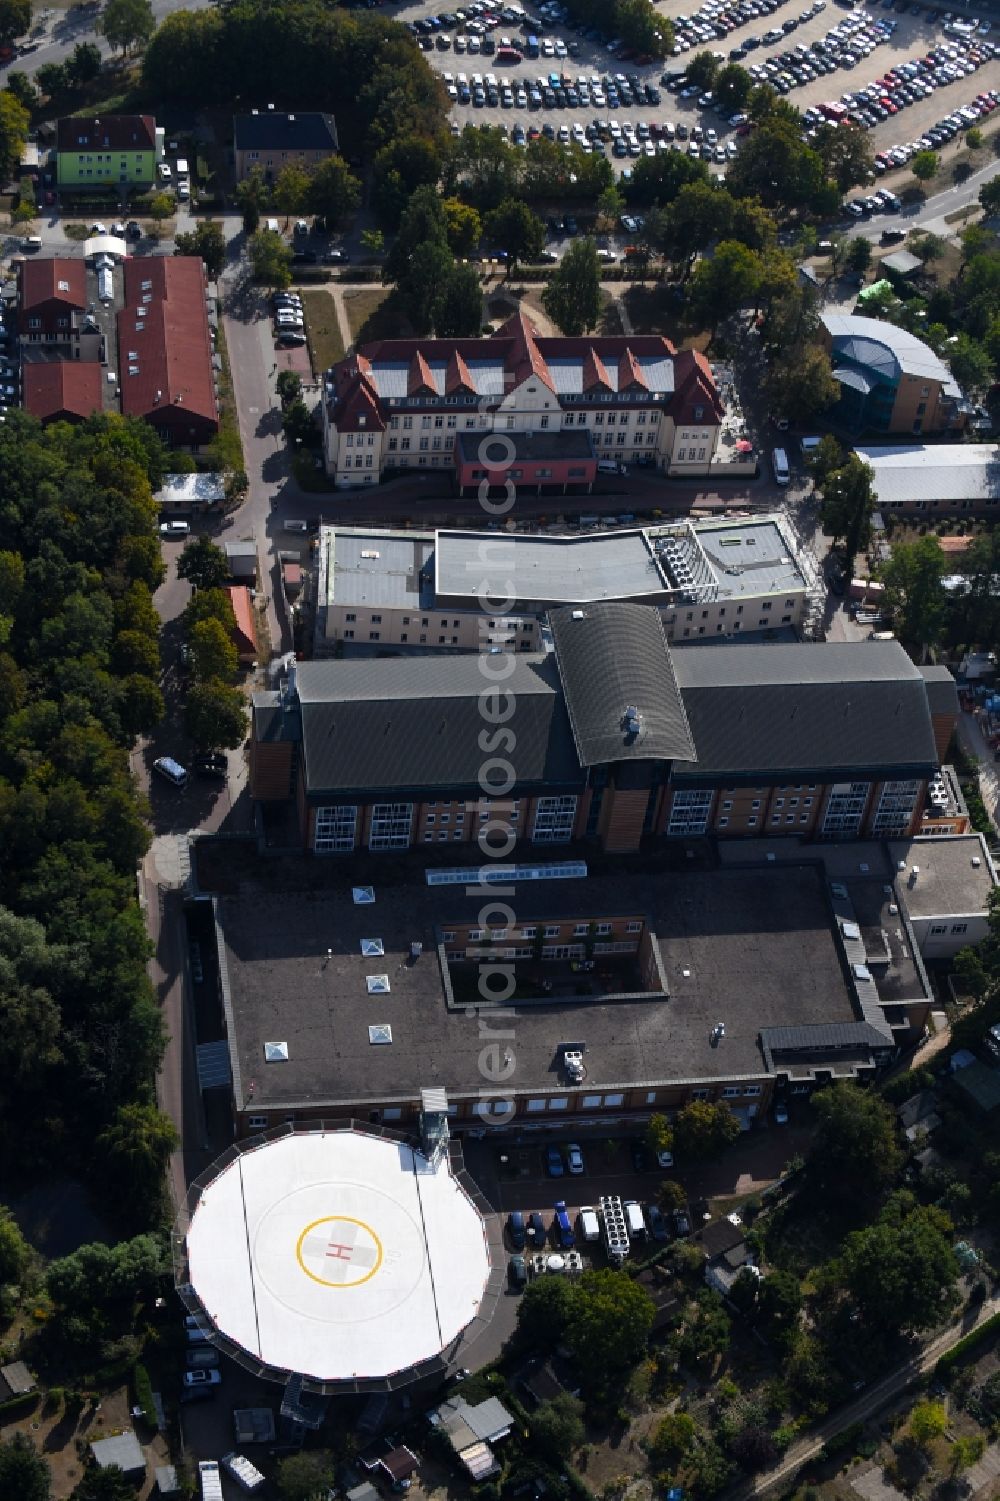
(185, 1130), (491, 1383)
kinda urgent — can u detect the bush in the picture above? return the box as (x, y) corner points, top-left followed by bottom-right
(936, 1311), (1000, 1376)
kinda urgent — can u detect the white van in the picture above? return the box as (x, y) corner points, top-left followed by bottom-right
(176, 157), (189, 178)
(624, 1200), (646, 1240)
(577, 1206), (600, 1242)
(597, 458), (627, 475)
(265, 217), (280, 234)
(772, 447), (790, 486)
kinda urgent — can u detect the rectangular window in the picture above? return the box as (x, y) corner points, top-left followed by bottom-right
(314, 804), (357, 854)
(626, 921), (642, 934)
(532, 795), (577, 844)
(582, 1094), (602, 1109)
(247, 1115), (267, 1130)
(543, 925), (560, 938)
(368, 802), (413, 852)
(822, 781), (870, 837)
(667, 789), (712, 836)
(383, 1107), (402, 1121)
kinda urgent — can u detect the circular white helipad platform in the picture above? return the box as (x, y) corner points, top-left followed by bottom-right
(186, 1131), (491, 1383)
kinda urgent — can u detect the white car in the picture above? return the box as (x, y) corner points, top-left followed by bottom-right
(182, 1368), (222, 1388)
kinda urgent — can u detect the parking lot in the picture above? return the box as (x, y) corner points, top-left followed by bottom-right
(386, 0), (1000, 189)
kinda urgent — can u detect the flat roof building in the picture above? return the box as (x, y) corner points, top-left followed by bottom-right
(886, 833), (997, 959)
(206, 853), (931, 1138)
(315, 516), (813, 655)
(857, 443), (1000, 515)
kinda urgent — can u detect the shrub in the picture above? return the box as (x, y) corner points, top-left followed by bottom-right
(132, 1363), (155, 1426)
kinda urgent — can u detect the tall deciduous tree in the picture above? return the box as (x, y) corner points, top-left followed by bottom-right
(433, 263), (483, 338)
(249, 228), (292, 289)
(174, 221), (227, 279)
(272, 163), (311, 220)
(542, 237), (602, 335)
(484, 197), (545, 274)
(818, 454), (876, 581)
(878, 535), (947, 657)
(0, 0), (31, 50)
(809, 1082), (902, 1204)
(189, 618), (238, 684)
(307, 155), (361, 229)
(96, 1102), (178, 1220)
(185, 680), (249, 750)
(565, 1268), (655, 1394)
(673, 1100), (740, 1159)
(839, 1199), (957, 1333)
(99, 0), (155, 56)
(0, 1434), (49, 1501)
(0, 88), (30, 184)
(177, 535), (230, 592)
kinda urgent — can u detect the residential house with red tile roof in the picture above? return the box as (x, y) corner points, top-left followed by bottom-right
(23, 362), (103, 425)
(227, 586), (259, 664)
(321, 310), (725, 490)
(117, 258), (218, 450)
(17, 259), (100, 354)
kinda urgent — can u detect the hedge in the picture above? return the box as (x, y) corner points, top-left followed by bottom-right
(936, 1311), (1000, 1377)
(0, 1390), (39, 1422)
(132, 1362), (156, 1426)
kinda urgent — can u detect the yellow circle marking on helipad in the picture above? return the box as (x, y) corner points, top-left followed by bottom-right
(295, 1215), (384, 1289)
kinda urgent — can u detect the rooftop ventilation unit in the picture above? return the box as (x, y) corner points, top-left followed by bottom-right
(368, 1024), (392, 1045)
(263, 1041), (288, 1062)
(564, 1050), (585, 1083)
(360, 938), (384, 956)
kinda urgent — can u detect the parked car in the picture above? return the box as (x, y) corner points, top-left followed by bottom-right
(656, 1148), (674, 1168)
(566, 1142), (585, 1175)
(160, 520), (190, 537)
(185, 1348), (220, 1368)
(646, 1203), (669, 1242)
(775, 1103), (789, 1124)
(526, 1211), (546, 1247)
(553, 1200), (575, 1248)
(507, 1210), (526, 1249)
(508, 1254), (528, 1289)
(630, 1138), (652, 1173)
(545, 1144), (564, 1177)
(183, 1369), (222, 1388)
(672, 1209), (692, 1237)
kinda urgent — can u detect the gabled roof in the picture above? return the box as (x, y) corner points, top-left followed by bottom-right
(233, 110), (338, 153)
(581, 347), (611, 392)
(227, 585), (258, 658)
(291, 655), (581, 796)
(495, 309), (557, 395)
(57, 113), (156, 153)
(408, 350), (436, 396)
(445, 349), (475, 394)
(549, 601), (697, 768)
(671, 641), (938, 781)
(22, 361), (102, 423)
(117, 257), (217, 430)
(18, 257), (86, 314)
(671, 349), (725, 424)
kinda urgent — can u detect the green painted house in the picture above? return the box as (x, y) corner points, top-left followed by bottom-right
(56, 114), (160, 190)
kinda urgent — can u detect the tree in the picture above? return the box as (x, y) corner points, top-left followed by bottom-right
(949, 332), (993, 393)
(878, 535), (947, 656)
(713, 62), (751, 115)
(34, 61), (67, 98)
(66, 40), (102, 85)
(543, 237), (602, 336)
(5, 70), (37, 111)
(276, 1452), (336, 1501)
(979, 175), (1000, 216)
(909, 1399), (947, 1447)
(0, 0), (30, 50)
(660, 1178), (686, 1211)
(966, 126), (983, 151)
(72, 1469), (136, 1501)
(517, 1273), (577, 1346)
(189, 618), (238, 684)
(645, 1113), (674, 1161)
(763, 344), (838, 425)
(99, 0), (155, 56)
(0, 1204), (30, 1285)
(657, 182), (734, 269)
(673, 1100), (740, 1160)
(442, 196), (482, 257)
(839, 1199), (957, 1333)
(185, 680), (249, 750)
(0, 88), (30, 183)
(433, 263), (483, 338)
(373, 135), (442, 228)
(176, 535), (230, 592)
(810, 1083), (902, 1203)
(484, 198), (545, 274)
(813, 121), (873, 193)
(400, 239), (455, 337)
(756, 1271), (801, 1349)
(565, 1268), (655, 1393)
(148, 192), (173, 223)
(96, 1103), (178, 1218)
(174, 220), (227, 279)
(679, 1288), (731, 1370)
(648, 1411), (697, 1470)
(308, 155), (361, 230)
(276, 370), (302, 409)
(951, 1434), (986, 1475)
(235, 167), (268, 236)
(846, 236), (872, 276)
(249, 228), (292, 289)
(818, 455), (876, 581)
(685, 50), (719, 90)
(0, 1434), (49, 1501)
(911, 149), (939, 183)
(689, 239), (762, 333)
(597, 184), (625, 226)
(532, 1393), (585, 1461)
(361, 228), (385, 259)
(283, 399), (315, 447)
(272, 163), (311, 220)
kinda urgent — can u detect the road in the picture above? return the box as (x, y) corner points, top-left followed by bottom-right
(4, 0), (211, 83)
(729, 1293), (1000, 1499)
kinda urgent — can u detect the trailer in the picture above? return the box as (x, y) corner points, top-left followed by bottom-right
(599, 1194), (630, 1267)
(198, 1460), (224, 1501)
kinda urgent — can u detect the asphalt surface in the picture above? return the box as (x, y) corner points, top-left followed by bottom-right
(387, 0), (1000, 183)
(2, 0), (211, 81)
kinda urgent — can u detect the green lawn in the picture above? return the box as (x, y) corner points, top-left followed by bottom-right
(300, 290), (345, 373)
